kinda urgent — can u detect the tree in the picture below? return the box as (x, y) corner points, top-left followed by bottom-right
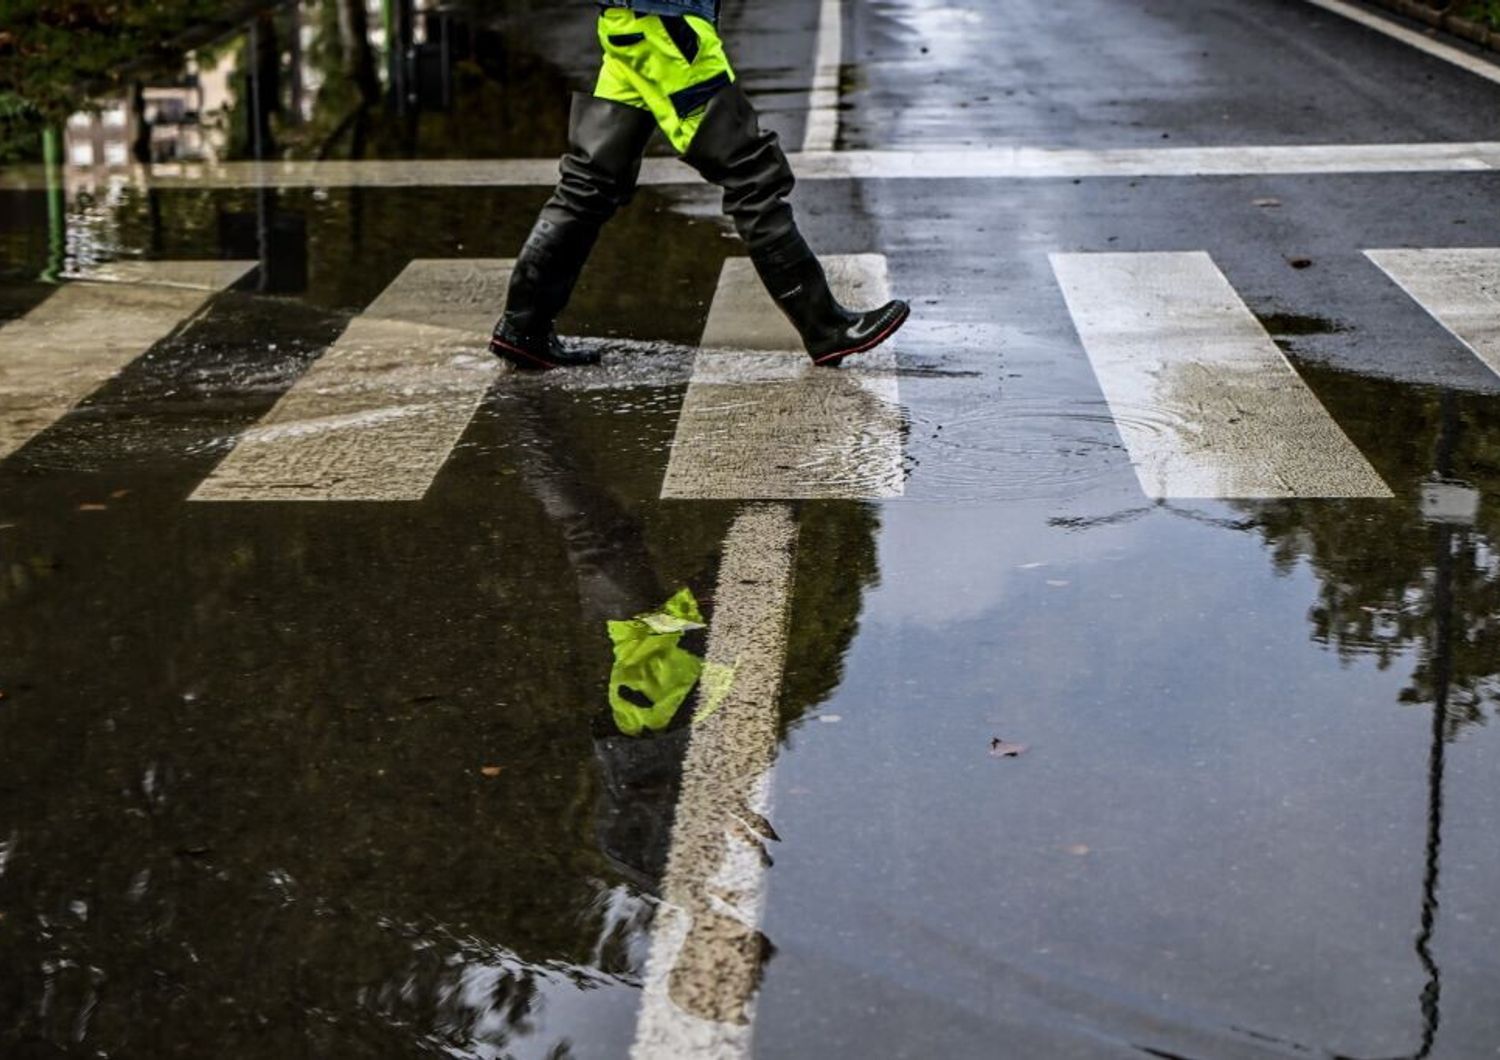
(0, 0), (263, 157)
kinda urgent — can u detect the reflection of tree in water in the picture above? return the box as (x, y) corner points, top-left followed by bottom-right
(1232, 369), (1500, 1059)
(781, 501), (881, 727)
(355, 911), (639, 1057)
(1234, 375), (1500, 738)
(1056, 370), (1497, 1058)
(1245, 501), (1500, 736)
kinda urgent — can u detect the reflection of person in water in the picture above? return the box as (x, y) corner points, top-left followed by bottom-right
(607, 587), (706, 738)
(497, 388), (703, 886)
(499, 383), (880, 908)
(597, 587), (710, 888)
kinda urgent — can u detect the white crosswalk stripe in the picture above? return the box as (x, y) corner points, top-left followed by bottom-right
(631, 504), (797, 1060)
(190, 260), (506, 502)
(1050, 251), (1394, 500)
(3, 250), (1457, 509)
(639, 246), (918, 1058)
(13, 141), (1500, 193)
(0, 261), (254, 461)
(1366, 248), (1500, 380)
(660, 255), (904, 500)
(804, 0), (844, 152)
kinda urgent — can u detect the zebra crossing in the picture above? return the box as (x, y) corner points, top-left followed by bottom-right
(3, 247), (1499, 502)
(1050, 251), (1392, 500)
(0, 260), (254, 461)
(1366, 249), (1500, 379)
(632, 503), (798, 1060)
(190, 260), (507, 502)
(660, 255), (904, 501)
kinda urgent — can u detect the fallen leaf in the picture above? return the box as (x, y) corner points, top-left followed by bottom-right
(1252, 197), (1281, 208)
(989, 738), (1028, 758)
(479, 765), (503, 778)
(77, 503), (108, 511)
(1288, 257), (1313, 270)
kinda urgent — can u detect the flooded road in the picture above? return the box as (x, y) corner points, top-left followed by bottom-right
(5, 0), (1500, 1056)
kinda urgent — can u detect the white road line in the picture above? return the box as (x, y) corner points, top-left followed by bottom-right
(1367, 247), (1500, 378)
(660, 255), (903, 500)
(785, 140), (1498, 179)
(12, 141), (1500, 192)
(191, 260), (505, 502)
(803, 0), (843, 152)
(1050, 251), (1392, 500)
(631, 503), (797, 1060)
(1305, 0), (1500, 87)
(0, 261), (254, 461)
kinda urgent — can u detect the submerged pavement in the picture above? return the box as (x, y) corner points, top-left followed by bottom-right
(4, 0), (1500, 1056)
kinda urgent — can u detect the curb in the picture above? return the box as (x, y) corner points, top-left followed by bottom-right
(1358, 0), (1500, 53)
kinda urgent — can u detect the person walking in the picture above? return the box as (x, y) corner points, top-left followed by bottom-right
(490, 0), (910, 370)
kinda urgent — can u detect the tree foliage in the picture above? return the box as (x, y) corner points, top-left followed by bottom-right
(1458, 0), (1500, 29)
(0, 0), (258, 157)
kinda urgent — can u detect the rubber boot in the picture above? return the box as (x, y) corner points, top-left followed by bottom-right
(683, 84), (909, 366)
(491, 94), (657, 370)
(750, 230), (910, 367)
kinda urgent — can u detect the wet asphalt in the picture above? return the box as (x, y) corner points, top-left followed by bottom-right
(5, 0), (1500, 1056)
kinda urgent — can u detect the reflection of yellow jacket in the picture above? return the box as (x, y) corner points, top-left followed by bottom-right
(607, 588), (706, 736)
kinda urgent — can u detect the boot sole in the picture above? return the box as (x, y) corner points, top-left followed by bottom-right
(489, 335), (561, 371)
(811, 304), (912, 367)
(490, 335), (602, 371)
